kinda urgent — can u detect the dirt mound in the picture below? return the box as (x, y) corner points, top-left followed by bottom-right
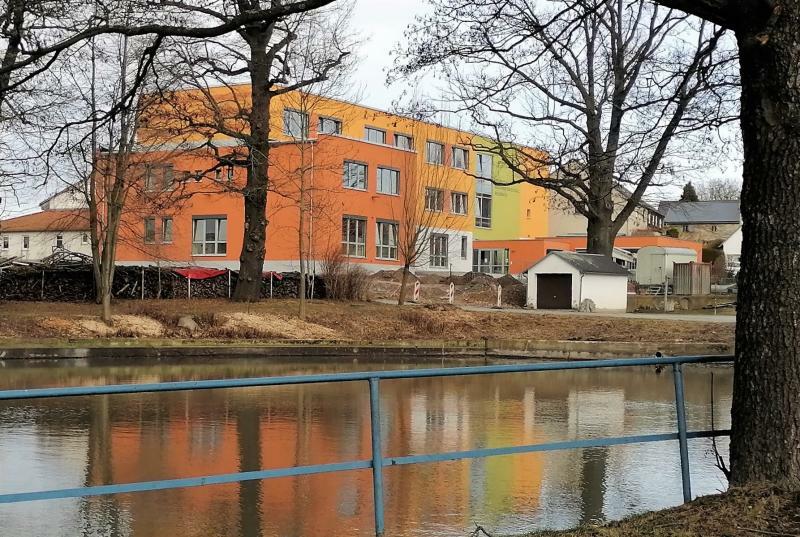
(371, 269), (418, 283)
(76, 315), (165, 337)
(498, 274), (524, 288)
(217, 312), (341, 340)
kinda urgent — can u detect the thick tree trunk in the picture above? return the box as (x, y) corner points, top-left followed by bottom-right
(585, 214), (614, 256)
(730, 13), (800, 485)
(233, 39), (271, 302)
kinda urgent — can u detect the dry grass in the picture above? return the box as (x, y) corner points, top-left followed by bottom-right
(525, 485), (800, 537)
(0, 299), (735, 344)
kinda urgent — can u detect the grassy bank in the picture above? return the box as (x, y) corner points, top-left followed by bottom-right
(524, 486), (799, 537)
(0, 299), (734, 345)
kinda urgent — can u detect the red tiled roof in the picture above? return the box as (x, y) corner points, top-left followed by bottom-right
(0, 210), (90, 232)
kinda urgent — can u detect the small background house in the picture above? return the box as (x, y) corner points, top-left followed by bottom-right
(526, 251), (629, 311)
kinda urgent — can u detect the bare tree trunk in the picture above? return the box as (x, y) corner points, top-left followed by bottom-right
(398, 264), (410, 306)
(233, 38), (270, 302)
(585, 215), (614, 256)
(298, 184), (307, 319)
(730, 15), (800, 485)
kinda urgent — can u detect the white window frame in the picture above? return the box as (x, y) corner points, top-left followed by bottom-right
(343, 161), (368, 190)
(342, 216), (367, 258)
(394, 133), (413, 150)
(364, 127), (386, 144)
(1, 236), (8, 249)
(144, 164), (174, 192)
(451, 146), (468, 169)
(283, 108), (309, 139)
(22, 236), (29, 250)
(475, 193), (492, 228)
(192, 217), (227, 256)
(426, 141), (444, 165)
(476, 153), (493, 179)
(375, 220), (398, 260)
(55, 234), (64, 249)
(81, 232), (89, 244)
(318, 116), (342, 135)
(162, 217), (173, 243)
(144, 217), (156, 244)
(460, 236), (468, 260)
(425, 187), (445, 212)
(376, 167), (400, 195)
(451, 191), (467, 215)
(429, 234), (449, 268)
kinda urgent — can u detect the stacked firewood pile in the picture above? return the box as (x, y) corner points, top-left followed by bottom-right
(0, 264), (326, 301)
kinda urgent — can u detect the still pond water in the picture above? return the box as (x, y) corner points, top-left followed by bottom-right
(0, 357), (732, 537)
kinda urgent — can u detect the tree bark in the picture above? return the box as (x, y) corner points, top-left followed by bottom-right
(729, 11), (800, 485)
(398, 264), (410, 306)
(232, 37), (271, 302)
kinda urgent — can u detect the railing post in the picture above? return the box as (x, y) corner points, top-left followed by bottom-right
(368, 377), (385, 536)
(672, 362), (692, 502)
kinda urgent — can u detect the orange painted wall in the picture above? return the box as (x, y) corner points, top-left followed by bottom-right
(473, 239), (575, 274)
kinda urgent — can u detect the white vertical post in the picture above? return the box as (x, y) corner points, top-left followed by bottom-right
(40, 270), (45, 300)
(228, 269), (232, 299)
(496, 284), (502, 308)
(141, 267), (145, 300)
(448, 282), (455, 305)
(188, 276), (192, 299)
(270, 272), (273, 298)
(413, 280), (421, 302)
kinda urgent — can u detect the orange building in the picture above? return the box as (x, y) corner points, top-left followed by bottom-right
(113, 85), (550, 274)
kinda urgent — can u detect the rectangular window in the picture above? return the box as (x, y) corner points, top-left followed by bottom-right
(476, 153), (493, 179)
(1, 236), (8, 249)
(162, 217), (173, 243)
(364, 127), (386, 144)
(343, 161), (368, 190)
(283, 109), (309, 139)
(55, 234), (64, 249)
(376, 167), (400, 195)
(429, 234), (448, 268)
(81, 233), (89, 244)
(22, 236), (29, 250)
(162, 165), (174, 190)
(461, 236), (468, 259)
(144, 165), (158, 191)
(475, 193), (492, 228)
(426, 141), (444, 165)
(342, 216), (366, 257)
(425, 187), (445, 212)
(452, 147), (468, 169)
(472, 248), (509, 274)
(318, 116), (342, 135)
(192, 217), (227, 255)
(451, 192), (467, 215)
(394, 134), (413, 150)
(144, 164), (175, 191)
(376, 221), (398, 260)
(144, 217), (156, 243)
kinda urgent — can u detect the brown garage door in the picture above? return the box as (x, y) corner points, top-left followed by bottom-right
(537, 274), (572, 309)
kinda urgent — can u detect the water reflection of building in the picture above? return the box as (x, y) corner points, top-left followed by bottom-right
(0, 363), (733, 537)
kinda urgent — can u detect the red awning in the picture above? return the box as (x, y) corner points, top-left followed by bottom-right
(263, 271), (284, 280)
(173, 267), (228, 280)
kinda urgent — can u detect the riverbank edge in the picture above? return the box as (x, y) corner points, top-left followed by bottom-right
(0, 338), (733, 360)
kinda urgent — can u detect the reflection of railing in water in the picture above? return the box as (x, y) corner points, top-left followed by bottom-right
(0, 355), (732, 536)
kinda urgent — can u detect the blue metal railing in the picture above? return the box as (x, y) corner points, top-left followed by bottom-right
(0, 355), (733, 536)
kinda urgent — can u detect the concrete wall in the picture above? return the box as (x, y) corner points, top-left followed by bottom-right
(41, 189), (87, 210)
(0, 230), (91, 261)
(547, 190), (659, 237)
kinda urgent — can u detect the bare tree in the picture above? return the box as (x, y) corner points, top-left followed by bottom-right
(393, 119), (467, 305)
(148, 0), (351, 301)
(696, 177), (741, 200)
(395, 0), (738, 256)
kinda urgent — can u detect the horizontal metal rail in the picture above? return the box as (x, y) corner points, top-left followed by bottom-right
(0, 354), (734, 536)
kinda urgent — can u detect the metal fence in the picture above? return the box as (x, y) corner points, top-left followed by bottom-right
(0, 355), (733, 536)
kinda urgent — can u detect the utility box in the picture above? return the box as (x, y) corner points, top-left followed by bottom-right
(673, 261), (712, 295)
(635, 246), (698, 286)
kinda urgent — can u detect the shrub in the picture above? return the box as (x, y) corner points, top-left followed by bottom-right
(321, 248), (371, 301)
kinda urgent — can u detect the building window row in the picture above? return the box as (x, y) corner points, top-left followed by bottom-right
(473, 248), (510, 274)
(144, 164), (176, 192)
(192, 217), (226, 255)
(424, 187), (469, 215)
(144, 217), (174, 245)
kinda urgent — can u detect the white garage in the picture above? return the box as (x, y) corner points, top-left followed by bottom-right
(526, 251), (630, 311)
